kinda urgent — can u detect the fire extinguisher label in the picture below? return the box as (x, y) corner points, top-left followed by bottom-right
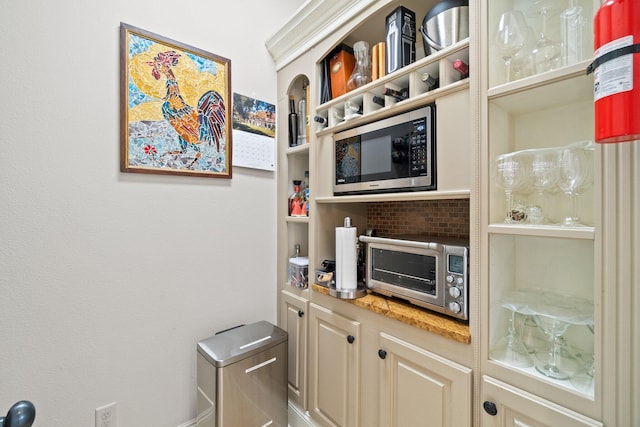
(594, 36), (634, 101)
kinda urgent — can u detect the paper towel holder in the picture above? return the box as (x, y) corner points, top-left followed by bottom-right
(331, 216), (367, 299)
(329, 282), (367, 299)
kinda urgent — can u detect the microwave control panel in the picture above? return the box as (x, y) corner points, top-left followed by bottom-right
(410, 117), (429, 176)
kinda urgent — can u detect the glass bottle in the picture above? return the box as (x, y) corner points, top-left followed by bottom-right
(298, 83), (307, 145)
(383, 87), (408, 101)
(289, 180), (304, 216)
(372, 95), (385, 107)
(288, 95), (299, 147)
(421, 72), (439, 90)
(560, 0), (585, 66)
(301, 170), (310, 216)
(347, 41), (372, 91)
(453, 59), (469, 78)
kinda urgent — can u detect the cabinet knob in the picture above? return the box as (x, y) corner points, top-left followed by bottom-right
(298, 310), (304, 318)
(378, 349), (387, 359)
(347, 335), (355, 344)
(483, 401), (498, 416)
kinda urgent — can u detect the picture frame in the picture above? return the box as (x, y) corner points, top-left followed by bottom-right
(120, 23), (232, 178)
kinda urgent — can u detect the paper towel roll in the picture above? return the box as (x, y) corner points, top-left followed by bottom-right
(336, 222), (358, 290)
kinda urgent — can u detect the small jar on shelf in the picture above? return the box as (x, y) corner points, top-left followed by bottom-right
(288, 244), (309, 289)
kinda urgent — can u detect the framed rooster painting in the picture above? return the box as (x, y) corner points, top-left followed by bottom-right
(120, 23), (232, 178)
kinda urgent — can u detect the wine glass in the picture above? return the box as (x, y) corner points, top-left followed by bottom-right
(529, 0), (562, 73)
(511, 25), (537, 80)
(532, 290), (594, 380)
(491, 300), (534, 368)
(527, 148), (559, 224)
(516, 313), (546, 354)
(493, 11), (528, 82)
(494, 152), (527, 223)
(533, 314), (574, 379)
(556, 141), (594, 226)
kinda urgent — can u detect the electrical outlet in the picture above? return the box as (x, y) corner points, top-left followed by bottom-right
(95, 402), (117, 427)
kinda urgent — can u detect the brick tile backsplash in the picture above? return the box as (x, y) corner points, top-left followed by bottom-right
(367, 200), (469, 239)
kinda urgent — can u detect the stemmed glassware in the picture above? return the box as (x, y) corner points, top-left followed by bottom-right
(516, 313), (546, 354)
(529, 0), (562, 73)
(532, 291), (593, 380)
(527, 149), (559, 224)
(493, 141), (594, 226)
(494, 11), (528, 82)
(511, 25), (537, 80)
(493, 289), (594, 392)
(491, 297), (534, 368)
(494, 153), (527, 223)
(556, 141), (594, 226)
(533, 314), (575, 379)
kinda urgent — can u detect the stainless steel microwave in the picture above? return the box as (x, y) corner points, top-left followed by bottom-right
(359, 234), (469, 321)
(333, 105), (436, 195)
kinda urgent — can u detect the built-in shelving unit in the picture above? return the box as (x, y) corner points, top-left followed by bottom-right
(480, 0), (605, 424)
(270, 0), (640, 425)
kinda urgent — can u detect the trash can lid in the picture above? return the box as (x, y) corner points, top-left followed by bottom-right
(197, 321), (288, 368)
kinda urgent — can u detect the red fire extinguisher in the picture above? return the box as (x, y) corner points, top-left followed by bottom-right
(588, 0), (640, 143)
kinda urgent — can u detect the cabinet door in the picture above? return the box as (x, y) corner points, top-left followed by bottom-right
(281, 290), (309, 410)
(481, 376), (603, 427)
(378, 332), (472, 427)
(309, 303), (361, 427)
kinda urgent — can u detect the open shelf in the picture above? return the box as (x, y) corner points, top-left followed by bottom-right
(488, 223), (595, 240)
(316, 39), (470, 133)
(316, 189), (470, 204)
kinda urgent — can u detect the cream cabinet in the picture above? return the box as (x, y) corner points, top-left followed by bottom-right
(479, 0), (607, 424)
(281, 290), (310, 410)
(308, 301), (473, 427)
(308, 303), (361, 427)
(378, 332), (472, 427)
(481, 376), (601, 427)
(271, 1), (475, 424)
(269, 0), (638, 426)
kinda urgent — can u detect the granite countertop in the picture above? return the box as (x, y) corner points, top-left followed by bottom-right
(312, 284), (471, 344)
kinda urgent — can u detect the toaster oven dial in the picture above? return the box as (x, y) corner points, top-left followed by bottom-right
(448, 301), (462, 314)
(446, 275), (465, 286)
(449, 286), (462, 298)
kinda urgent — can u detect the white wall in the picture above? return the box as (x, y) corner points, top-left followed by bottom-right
(0, 0), (303, 425)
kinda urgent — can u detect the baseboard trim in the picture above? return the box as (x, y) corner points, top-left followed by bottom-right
(177, 402), (316, 427)
(288, 401), (317, 427)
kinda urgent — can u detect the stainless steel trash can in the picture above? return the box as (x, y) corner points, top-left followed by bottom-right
(196, 321), (288, 427)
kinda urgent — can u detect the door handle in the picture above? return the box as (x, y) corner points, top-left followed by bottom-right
(483, 401), (498, 416)
(347, 335), (355, 344)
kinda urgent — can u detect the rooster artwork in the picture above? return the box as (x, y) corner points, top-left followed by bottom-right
(121, 24), (232, 177)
